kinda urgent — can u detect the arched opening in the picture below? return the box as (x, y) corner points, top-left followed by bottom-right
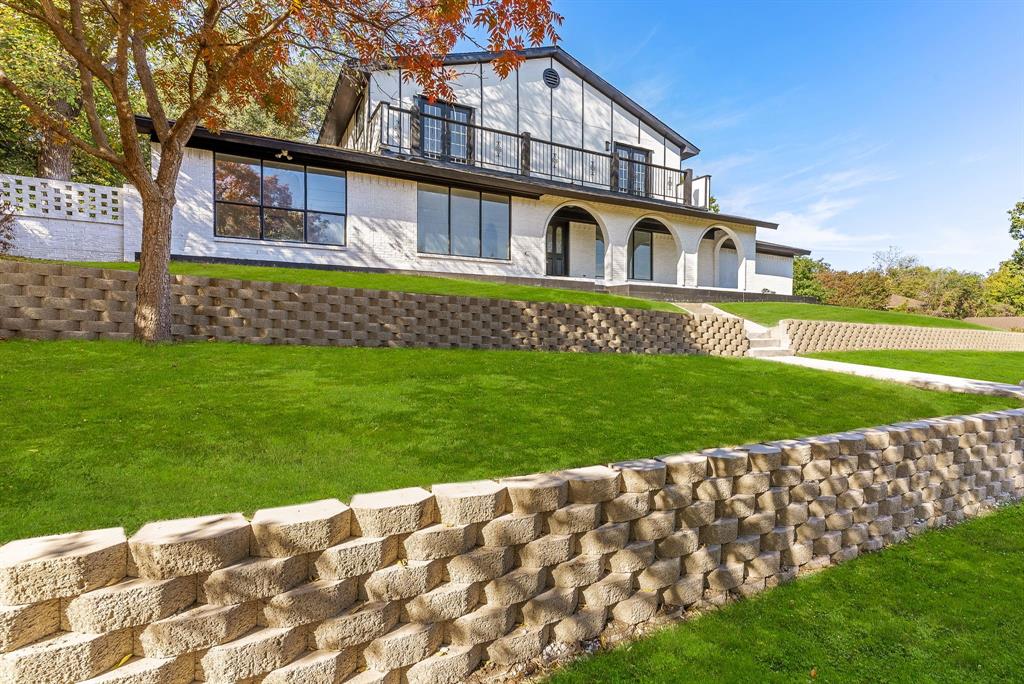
(628, 218), (678, 284)
(545, 205), (606, 279)
(697, 227), (744, 289)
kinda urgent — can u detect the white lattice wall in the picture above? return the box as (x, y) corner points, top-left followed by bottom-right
(1, 174), (128, 261)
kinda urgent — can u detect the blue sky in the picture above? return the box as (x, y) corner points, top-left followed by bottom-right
(507, 0), (1024, 272)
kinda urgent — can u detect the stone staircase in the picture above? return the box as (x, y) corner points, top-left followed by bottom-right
(745, 328), (792, 358)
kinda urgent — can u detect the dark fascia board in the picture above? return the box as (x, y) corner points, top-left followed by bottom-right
(136, 116), (775, 229)
(755, 240), (811, 257)
(317, 70), (366, 148)
(319, 46), (700, 159)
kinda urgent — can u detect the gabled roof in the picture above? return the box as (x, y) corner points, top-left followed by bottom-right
(318, 46), (700, 159)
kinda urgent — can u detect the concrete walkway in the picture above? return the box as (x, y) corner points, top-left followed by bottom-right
(762, 354), (1024, 400)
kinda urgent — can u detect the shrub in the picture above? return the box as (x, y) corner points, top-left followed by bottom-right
(817, 270), (890, 310)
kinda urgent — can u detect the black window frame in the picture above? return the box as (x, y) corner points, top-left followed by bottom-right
(213, 152), (348, 246)
(628, 228), (655, 281)
(416, 96), (475, 164)
(416, 183), (512, 261)
(613, 142), (652, 198)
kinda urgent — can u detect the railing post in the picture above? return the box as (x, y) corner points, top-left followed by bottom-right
(610, 154), (619, 191)
(520, 132), (531, 175)
(682, 168), (693, 207)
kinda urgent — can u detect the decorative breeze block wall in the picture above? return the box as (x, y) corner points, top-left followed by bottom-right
(0, 261), (749, 357)
(782, 319), (1024, 354)
(1, 409), (1022, 683)
(0, 175), (122, 224)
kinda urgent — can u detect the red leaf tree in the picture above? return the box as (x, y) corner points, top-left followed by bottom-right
(0, 0), (561, 341)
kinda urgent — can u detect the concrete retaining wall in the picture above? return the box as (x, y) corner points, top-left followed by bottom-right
(782, 319), (1024, 354)
(1, 409), (1022, 682)
(0, 260), (749, 356)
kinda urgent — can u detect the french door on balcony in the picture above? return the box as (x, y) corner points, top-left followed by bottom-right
(417, 98), (473, 164)
(614, 143), (651, 197)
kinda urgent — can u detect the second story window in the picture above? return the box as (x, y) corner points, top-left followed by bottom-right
(417, 97), (473, 163)
(614, 143), (651, 197)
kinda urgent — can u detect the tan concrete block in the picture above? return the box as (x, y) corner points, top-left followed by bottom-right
(826, 509), (854, 531)
(480, 514), (541, 547)
(0, 629), (131, 684)
(432, 480), (507, 526)
(499, 474), (567, 514)
(695, 477), (733, 501)
(315, 536), (397, 580)
(722, 535), (760, 563)
(656, 527), (699, 559)
(403, 581), (480, 622)
(632, 511), (676, 541)
(448, 604), (514, 645)
(757, 487), (789, 511)
(311, 601), (399, 650)
(638, 557), (680, 591)
(682, 545), (721, 574)
(518, 534), (573, 569)
(401, 524), (475, 561)
(130, 514), (249, 580)
(813, 531), (843, 556)
(250, 499), (350, 557)
(700, 518), (738, 545)
(608, 541), (656, 573)
(772, 466), (803, 487)
(739, 511), (776, 537)
(745, 551), (780, 579)
(611, 591), (659, 625)
(561, 466), (620, 503)
(743, 444), (783, 472)
(364, 559), (442, 602)
(652, 484), (692, 510)
(198, 626), (304, 682)
(659, 453), (709, 485)
(140, 602), (257, 658)
(721, 494), (756, 518)
(705, 449), (749, 477)
(79, 655), (193, 684)
(581, 572), (634, 607)
(579, 522), (630, 555)
(610, 459), (667, 492)
(262, 578), (357, 628)
(551, 555), (603, 588)
(350, 487), (436, 537)
(1, 600), (59, 654)
(447, 547), (512, 583)
(553, 606), (607, 643)
(0, 528), (127, 604)
(548, 503), (601, 534)
(405, 644), (480, 684)
(64, 576), (195, 633)
(202, 555), (306, 605)
(486, 625), (548, 666)
(843, 523), (870, 546)
(262, 649), (355, 684)
(796, 517), (827, 543)
(735, 472), (771, 496)
(780, 543), (812, 566)
(707, 563), (744, 591)
(777, 440), (812, 466)
(522, 587), (578, 626)
(483, 567), (546, 606)
(808, 496), (837, 518)
(777, 503), (809, 526)
(364, 622), (442, 671)
(680, 500), (716, 527)
(819, 475), (849, 496)
(662, 574), (703, 606)
(602, 493), (651, 522)
(790, 482), (820, 503)
(343, 669), (399, 684)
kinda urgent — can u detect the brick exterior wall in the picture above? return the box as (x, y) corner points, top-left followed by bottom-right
(782, 319), (1024, 354)
(1, 409), (1022, 682)
(0, 260), (749, 356)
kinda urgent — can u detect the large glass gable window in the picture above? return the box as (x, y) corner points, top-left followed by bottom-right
(214, 153), (346, 245)
(417, 184), (510, 260)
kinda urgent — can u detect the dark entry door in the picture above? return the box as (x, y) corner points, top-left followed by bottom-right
(546, 223), (569, 276)
(614, 143), (650, 197)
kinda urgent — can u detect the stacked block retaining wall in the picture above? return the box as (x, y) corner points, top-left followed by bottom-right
(782, 319), (1024, 354)
(0, 260), (748, 356)
(1, 409), (1023, 683)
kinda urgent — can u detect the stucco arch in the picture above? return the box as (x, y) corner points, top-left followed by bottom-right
(626, 215), (682, 284)
(696, 224), (747, 290)
(543, 201), (610, 279)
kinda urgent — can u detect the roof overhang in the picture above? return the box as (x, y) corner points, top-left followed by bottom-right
(755, 240), (811, 257)
(137, 117), (776, 230)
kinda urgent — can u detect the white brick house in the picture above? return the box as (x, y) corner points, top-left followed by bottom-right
(9, 46), (810, 300)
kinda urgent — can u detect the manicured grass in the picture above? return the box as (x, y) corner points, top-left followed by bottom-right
(809, 350), (1024, 385)
(0, 340), (1013, 541)
(53, 258), (682, 312)
(716, 302), (992, 329)
(550, 503), (1024, 683)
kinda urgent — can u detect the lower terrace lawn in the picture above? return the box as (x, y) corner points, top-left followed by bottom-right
(809, 350), (1024, 385)
(716, 301), (992, 329)
(0, 340), (1013, 541)
(549, 502), (1024, 683)
(61, 258), (681, 312)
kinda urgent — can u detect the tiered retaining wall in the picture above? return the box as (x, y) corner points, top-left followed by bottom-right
(1, 409), (1022, 683)
(782, 319), (1024, 354)
(0, 260), (749, 356)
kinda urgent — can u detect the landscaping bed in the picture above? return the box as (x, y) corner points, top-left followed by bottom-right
(0, 340), (1012, 541)
(716, 302), (992, 329)
(808, 350), (1024, 385)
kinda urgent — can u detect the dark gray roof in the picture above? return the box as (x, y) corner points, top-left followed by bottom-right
(755, 240), (811, 257)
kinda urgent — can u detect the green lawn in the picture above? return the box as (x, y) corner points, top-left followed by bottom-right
(50, 258), (681, 312)
(550, 503), (1024, 683)
(0, 340), (1013, 541)
(809, 350), (1024, 385)
(716, 302), (992, 329)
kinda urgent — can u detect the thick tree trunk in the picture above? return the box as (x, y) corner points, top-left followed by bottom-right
(36, 99), (76, 181)
(134, 197), (175, 342)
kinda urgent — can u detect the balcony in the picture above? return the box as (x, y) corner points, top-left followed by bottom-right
(354, 102), (711, 210)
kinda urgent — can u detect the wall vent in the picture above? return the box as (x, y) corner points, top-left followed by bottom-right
(542, 68), (561, 89)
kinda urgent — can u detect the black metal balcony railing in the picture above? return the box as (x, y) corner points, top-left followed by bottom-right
(360, 102), (710, 209)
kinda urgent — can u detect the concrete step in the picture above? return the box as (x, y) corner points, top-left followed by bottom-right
(746, 348), (793, 358)
(748, 337), (784, 348)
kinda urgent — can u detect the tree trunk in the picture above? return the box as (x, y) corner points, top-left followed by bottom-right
(134, 197), (175, 342)
(36, 99), (76, 181)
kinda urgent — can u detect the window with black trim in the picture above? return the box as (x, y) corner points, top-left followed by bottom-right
(629, 228), (654, 280)
(214, 153), (347, 246)
(614, 142), (651, 197)
(417, 97), (473, 163)
(416, 183), (510, 260)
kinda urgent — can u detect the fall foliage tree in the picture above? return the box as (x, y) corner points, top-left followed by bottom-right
(0, 0), (561, 341)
